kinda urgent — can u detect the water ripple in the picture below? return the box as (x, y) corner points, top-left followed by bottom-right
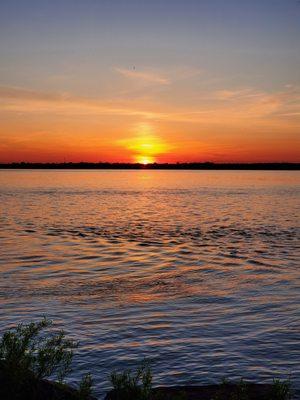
(0, 170), (299, 398)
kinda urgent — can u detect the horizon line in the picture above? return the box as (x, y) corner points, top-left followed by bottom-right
(0, 161), (299, 171)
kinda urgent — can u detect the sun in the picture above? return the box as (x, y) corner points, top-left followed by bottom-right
(118, 124), (172, 165)
(136, 155), (154, 165)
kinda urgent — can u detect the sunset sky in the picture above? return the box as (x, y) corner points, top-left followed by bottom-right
(0, 0), (299, 163)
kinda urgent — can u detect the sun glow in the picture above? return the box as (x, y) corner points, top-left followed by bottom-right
(118, 123), (172, 164)
(135, 155), (155, 165)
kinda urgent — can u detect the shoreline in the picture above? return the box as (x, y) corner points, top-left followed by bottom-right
(0, 162), (299, 170)
(105, 383), (294, 400)
(1, 375), (298, 400)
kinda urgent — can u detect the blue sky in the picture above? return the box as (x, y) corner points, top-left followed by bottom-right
(1, 0), (299, 90)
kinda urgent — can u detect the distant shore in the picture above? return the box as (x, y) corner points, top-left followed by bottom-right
(0, 162), (299, 170)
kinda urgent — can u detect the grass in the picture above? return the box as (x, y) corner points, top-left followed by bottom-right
(109, 363), (293, 400)
(78, 373), (94, 400)
(109, 361), (188, 400)
(271, 378), (292, 400)
(110, 359), (152, 400)
(212, 378), (249, 400)
(211, 376), (292, 400)
(0, 317), (93, 399)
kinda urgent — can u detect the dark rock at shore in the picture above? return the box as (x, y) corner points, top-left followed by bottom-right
(0, 373), (96, 400)
(155, 384), (275, 400)
(105, 383), (276, 400)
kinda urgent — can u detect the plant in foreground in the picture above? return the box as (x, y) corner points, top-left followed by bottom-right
(110, 359), (152, 400)
(230, 378), (249, 400)
(0, 317), (93, 399)
(270, 377), (291, 400)
(212, 378), (249, 400)
(78, 373), (94, 400)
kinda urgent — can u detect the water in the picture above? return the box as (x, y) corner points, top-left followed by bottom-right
(0, 170), (299, 398)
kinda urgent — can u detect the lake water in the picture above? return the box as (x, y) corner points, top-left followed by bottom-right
(0, 170), (299, 398)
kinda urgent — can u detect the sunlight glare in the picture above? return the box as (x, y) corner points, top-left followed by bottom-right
(136, 155), (154, 164)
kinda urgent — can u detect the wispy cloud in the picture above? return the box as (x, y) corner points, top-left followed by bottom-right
(0, 85), (163, 119)
(213, 86), (300, 120)
(114, 67), (170, 85)
(0, 84), (299, 127)
(114, 65), (203, 87)
(0, 85), (69, 102)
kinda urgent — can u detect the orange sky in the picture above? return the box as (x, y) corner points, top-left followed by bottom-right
(1, 1), (300, 163)
(0, 82), (299, 163)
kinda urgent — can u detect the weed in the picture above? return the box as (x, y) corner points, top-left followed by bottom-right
(78, 373), (93, 400)
(229, 378), (249, 400)
(270, 378), (291, 400)
(0, 317), (93, 399)
(110, 359), (152, 400)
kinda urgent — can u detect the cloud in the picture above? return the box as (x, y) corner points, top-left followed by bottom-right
(0, 85), (163, 119)
(169, 66), (203, 81)
(0, 84), (299, 128)
(114, 66), (203, 87)
(0, 85), (69, 102)
(114, 67), (170, 85)
(0, 86), (208, 123)
(213, 86), (300, 120)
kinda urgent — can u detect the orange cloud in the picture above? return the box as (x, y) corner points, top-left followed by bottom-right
(115, 67), (170, 85)
(0, 81), (299, 163)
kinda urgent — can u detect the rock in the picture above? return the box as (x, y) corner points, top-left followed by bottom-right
(0, 371), (97, 400)
(105, 383), (275, 400)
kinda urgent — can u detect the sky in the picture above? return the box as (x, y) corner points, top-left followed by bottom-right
(0, 0), (299, 163)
